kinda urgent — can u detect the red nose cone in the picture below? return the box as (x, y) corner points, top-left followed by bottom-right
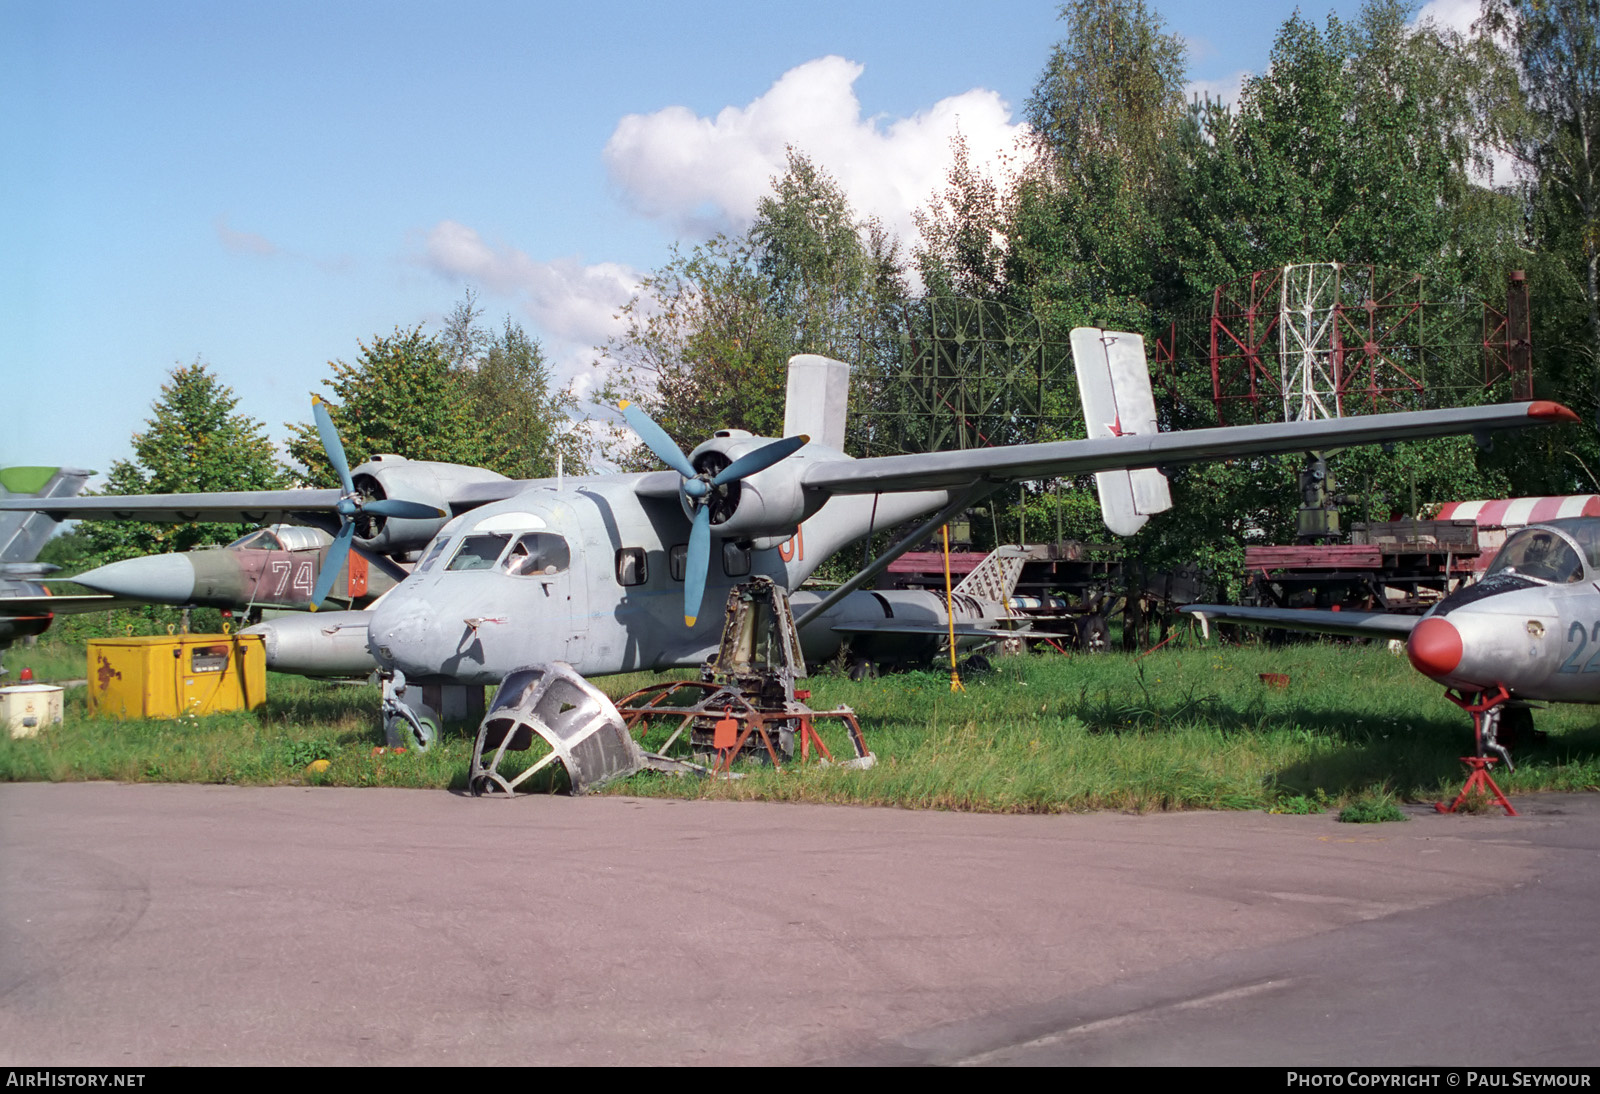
(1407, 617), (1463, 678)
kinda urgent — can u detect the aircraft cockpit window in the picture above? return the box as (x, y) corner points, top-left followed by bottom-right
(416, 538), (451, 573)
(446, 533), (511, 572)
(722, 541), (751, 577)
(228, 529), (284, 551)
(616, 547), (648, 587)
(1560, 519), (1600, 571)
(1486, 528), (1585, 584)
(500, 533), (570, 576)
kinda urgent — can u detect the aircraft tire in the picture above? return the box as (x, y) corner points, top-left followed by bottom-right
(384, 709), (441, 752)
(848, 658), (878, 682)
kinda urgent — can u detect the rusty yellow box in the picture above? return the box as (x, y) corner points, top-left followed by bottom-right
(87, 634), (266, 719)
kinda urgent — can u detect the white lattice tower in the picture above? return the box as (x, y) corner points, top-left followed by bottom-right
(1278, 263), (1344, 422)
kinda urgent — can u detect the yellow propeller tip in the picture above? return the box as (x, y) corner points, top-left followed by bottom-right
(619, 400), (631, 410)
(684, 616), (696, 627)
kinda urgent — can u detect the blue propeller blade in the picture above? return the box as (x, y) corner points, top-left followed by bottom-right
(711, 434), (809, 487)
(684, 505), (711, 627)
(312, 396), (355, 495)
(309, 522), (355, 611)
(364, 498), (445, 520)
(619, 402), (697, 479)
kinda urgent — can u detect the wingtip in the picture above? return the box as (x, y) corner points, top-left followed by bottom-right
(1528, 401), (1580, 422)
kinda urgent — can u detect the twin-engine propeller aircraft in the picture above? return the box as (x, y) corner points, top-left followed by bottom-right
(1183, 517), (1600, 779)
(233, 542), (1044, 680)
(1, 334), (1577, 746)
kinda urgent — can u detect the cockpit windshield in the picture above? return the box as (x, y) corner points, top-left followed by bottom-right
(1485, 527), (1586, 584)
(228, 529), (285, 551)
(446, 534), (511, 571)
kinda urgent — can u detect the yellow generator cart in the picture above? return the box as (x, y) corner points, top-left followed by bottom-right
(88, 633), (266, 719)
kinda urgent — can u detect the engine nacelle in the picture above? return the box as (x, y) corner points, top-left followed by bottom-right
(349, 456), (511, 555)
(683, 432), (816, 541)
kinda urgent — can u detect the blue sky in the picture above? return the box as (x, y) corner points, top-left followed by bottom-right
(1, 0), (1476, 481)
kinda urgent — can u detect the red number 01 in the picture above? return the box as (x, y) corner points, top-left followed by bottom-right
(778, 526), (805, 562)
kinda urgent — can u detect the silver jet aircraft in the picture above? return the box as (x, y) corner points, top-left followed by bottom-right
(1184, 517), (1600, 772)
(2, 335), (1576, 745)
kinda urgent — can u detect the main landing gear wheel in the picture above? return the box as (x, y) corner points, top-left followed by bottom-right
(1077, 613), (1109, 653)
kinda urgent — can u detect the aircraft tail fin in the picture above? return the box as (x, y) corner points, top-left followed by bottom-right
(784, 354), (849, 451)
(0, 466), (93, 565)
(1070, 328), (1173, 537)
(952, 545), (1031, 604)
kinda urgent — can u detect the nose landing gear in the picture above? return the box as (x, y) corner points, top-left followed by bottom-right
(1437, 685), (1519, 816)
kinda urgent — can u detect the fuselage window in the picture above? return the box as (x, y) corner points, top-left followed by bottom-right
(501, 532), (571, 576)
(1486, 528), (1585, 584)
(669, 544), (687, 582)
(446, 533), (511, 572)
(416, 537), (451, 573)
(616, 547), (648, 587)
(722, 541), (751, 577)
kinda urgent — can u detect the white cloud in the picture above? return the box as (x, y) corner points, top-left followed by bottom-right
(602, 55), (1030, 247)
(420, 219), (641, 399)
(1413, 0), (1481, 35)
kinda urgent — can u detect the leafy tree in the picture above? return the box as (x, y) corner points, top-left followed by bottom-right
(78, 360), (291, 561)
(286, 327), (513, 484)
(1006, 0), (1192, 333)
(597, 235), (795, 466)
(1174, 1), (1514, 299)
(444, 290), (591, 478)
(599, 150), (909, 465)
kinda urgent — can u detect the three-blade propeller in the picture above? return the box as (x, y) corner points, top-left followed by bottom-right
(308, 396), (444, 610)
(619, 401), (807, 626)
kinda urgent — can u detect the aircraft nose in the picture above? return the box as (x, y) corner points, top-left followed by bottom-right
(1406, 616), (1463, 678)
(74, 554), (196, 604)
(366, 593), (435, 673)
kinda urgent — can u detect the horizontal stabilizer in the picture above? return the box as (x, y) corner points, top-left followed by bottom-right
(1180, 604), (1419, 640)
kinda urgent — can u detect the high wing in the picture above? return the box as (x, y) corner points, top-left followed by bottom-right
(793, 402), (1575, 497)
(1179, 604), (1419, 640)
(0, 488), (345, 524)
(0, 479), (556, 525)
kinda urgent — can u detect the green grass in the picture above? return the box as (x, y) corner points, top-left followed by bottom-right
(7, 634), (1600, 812)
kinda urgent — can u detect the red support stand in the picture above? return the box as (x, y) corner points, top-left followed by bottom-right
(1435, 756), (1518, 817)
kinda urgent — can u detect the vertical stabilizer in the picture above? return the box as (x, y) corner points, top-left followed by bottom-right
(0, 467), (93, 564)
(784, 354), (849, 450)
(1070, 329), (1172, 537)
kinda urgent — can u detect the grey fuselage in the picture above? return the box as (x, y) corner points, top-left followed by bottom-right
(365, 473), (947, 686)
(1407, 518), (1600, 702)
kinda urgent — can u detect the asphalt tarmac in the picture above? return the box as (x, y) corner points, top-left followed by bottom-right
(1, 782), (1597, 1066)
